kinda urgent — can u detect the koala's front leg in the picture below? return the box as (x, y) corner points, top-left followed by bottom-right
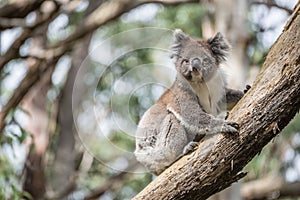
(171, 109), (239, 160)
(167, 104), (239, 137)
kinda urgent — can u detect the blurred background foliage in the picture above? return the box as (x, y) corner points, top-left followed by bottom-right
(0, 0), (299, 199)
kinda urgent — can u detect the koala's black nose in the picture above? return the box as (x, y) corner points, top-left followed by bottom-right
(191, 58), (201, 70)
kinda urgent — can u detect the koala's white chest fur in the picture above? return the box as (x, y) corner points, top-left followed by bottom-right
(190, 70), (225, 116)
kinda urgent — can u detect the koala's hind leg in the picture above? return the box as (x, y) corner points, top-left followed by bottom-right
(136, 114), (189, 175)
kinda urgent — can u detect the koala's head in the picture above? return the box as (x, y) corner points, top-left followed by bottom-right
(170, 29), (230, 82)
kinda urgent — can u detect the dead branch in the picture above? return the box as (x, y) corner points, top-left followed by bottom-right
(133, 3), (300, 200)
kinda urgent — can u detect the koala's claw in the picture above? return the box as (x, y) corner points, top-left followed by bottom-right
(226, 121), (239, 130)
(222, 121), (239, 134)
(244, 85), (251, 94)
(183, 141), (199, 155)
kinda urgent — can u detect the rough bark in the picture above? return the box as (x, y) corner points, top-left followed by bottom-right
(133, 4), (300, 200)
(209, 1), (249, 199)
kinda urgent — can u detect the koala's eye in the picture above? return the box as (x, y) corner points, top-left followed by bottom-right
(181, 59), (189, 65)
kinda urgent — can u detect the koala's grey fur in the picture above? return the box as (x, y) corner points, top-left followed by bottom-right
(134, 29), (244, 175)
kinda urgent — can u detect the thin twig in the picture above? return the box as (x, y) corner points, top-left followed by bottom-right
(251, 1), (293, 14)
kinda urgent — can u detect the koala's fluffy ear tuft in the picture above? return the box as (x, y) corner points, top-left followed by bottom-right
(170, 29), (189, 60)
(207, 32), (230, 63)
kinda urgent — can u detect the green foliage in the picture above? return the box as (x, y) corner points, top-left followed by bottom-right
(154, 4), (205, 36)
(0, 107), (31, 199)
(0, 154), (32, 200)
(108, 131), (136, 152)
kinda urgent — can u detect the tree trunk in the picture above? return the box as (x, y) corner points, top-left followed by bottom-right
(215, 0), (249, 89)
(133, 3), (300, 200)
(48, 1), (106, 197)
(22, 13), (52, 199)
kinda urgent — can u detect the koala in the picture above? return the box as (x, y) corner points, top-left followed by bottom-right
(134, 29), (245, 175)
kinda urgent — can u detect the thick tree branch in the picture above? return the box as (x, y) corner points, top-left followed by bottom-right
(0, 57), (60, 133)
(241, 175), (300, 200)
(0, 58), (40, 130)
(133, 3), (300, 200)
(0, 0), (43, 18)
(0, 17), (28, 30)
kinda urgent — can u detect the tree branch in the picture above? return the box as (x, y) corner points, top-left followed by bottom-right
(83, 170), (131, 200)
(0, 58), (41, 131)
(133, 3), (300, 200)
(241, 175), (300, 200)
(83, 161), (137, 200)
(0, 0), (43, 18)
(251, 1), (293, 14)
(0, 1), (60, 71)
(0, 56), (61, 133)
(50, 0), (199, 48)
(0, 17), (28, 30)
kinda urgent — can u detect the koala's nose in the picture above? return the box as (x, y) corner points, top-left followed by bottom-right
(191, 58), (201, 70)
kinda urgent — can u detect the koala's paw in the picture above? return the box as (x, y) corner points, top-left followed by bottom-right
(183, 141), (199, 155)
(221, 121), (239, 135)
(244, 85), (251, 94)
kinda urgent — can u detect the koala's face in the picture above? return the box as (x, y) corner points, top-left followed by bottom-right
(171, 29), (230, 82)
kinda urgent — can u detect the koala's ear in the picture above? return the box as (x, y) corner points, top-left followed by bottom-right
(170, 29), (189, 59)
(207, 32), (230, 63)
